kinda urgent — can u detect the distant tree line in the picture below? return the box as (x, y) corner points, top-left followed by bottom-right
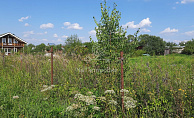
(23, 34), (194, 56)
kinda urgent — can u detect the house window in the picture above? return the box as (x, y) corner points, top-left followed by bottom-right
(8, 48), (11, 53)
(2, 38), (6, 45)
(4, 48), (12, 55)
(14, 39), (18, 43)
(8, 38), (12, 45)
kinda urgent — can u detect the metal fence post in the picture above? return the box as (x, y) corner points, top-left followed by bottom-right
(51, 47), (53, 85)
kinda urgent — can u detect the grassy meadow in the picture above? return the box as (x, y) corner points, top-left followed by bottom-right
(0, 53), (193, 117)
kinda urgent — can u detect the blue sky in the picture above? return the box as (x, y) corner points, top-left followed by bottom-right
(0, 0), (194, 45)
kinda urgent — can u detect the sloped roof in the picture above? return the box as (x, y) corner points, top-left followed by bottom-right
(0, 32), (27, 44)
(48, 43), (55, 46)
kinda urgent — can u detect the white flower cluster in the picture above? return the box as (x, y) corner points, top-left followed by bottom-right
(66, 104), (81, 111)
(108, 100), (118, 105)
(93, 106), (100, 111)
(120, 89), (129, 94)
(13, 96), (19, 99)
(41, 85), (55, 92)
(124, 97), (137, 109)
(74, 93), (96, 105)
(97, 97), (106, 101)
(104, 90), (115, 94)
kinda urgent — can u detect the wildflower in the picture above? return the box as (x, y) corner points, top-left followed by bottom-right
(124, 100), (136, 109)
(13, 96), (19, 99)
(124, 97), (137, 109)
(108, 100), (118, 105)
(85, 96), (96, 105)
(87, 91), (93, 95)
(104, 90), (115, 94)
(71, 104), (80, 109)
(124, 96), (134, 101)
(98, 97), (106, 101)
(41, 86), (52, 92)
(93, 106), (100, 111)
(178, 89), (182, 91)
(73, 111), (81, 117)
(74, 93), (83, 99)
(91, 95), (96, 98)
(120, 89), (129, 94)
(80, 107), (88, 111)
(43, 98), (48, 100)
(66, 106), (74, 111)
(43, 85), (48, 88)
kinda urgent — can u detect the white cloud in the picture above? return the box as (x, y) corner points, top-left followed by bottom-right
(62, 35), (68, 38)
(140, 28), (151, 32)
(183, 30), (194, 36)
(181, 0), (194, 4)
(160, 27), (178, 34)
(23, 31), (34, 37)
(176, 1), (179, 4)
(40, 23), (54, 29)
(64, 22), (71, 26)
(63, 22), (83, 30)
(123, 18), (152, 29)
(53, 33), (58, 38)
(24, 23), (29, 27)
(88, 30), (96, 35)
(19, 16), (30, 22)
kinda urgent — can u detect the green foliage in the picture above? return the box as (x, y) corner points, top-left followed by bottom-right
(179, 41), (186, 46)
(33, 43), (46, 53)
(0, 54), (193, 117)
(182, 39), (194, 55)
(93, 1), (128, 60)
(64, 34), (83, 55)
(133, 50), (146, 57)
(82, 42), (93, 54)
(138, 34), (165, 55)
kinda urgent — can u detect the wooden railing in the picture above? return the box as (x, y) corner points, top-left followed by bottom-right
(0, 43), (23, 46)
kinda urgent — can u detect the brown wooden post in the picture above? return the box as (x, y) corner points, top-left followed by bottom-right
(20, 53), (22, 69)
(51, 47), (53, 85)
(120, 51), (125, 114)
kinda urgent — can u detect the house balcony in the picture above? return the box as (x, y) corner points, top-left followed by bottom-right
(0, 43), (24, 47)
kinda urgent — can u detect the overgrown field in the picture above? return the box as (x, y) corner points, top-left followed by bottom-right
(0, 54), (193, 117)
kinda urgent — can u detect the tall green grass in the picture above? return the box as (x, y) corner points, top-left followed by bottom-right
(0, 54), (193, 117)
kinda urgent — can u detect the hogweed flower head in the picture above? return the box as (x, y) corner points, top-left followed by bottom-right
(120, 89), (129, 94)
(85, 96), (96, 105)
(93, 106), (100, 111)
(104, 90), (115, 94)
(66, 106), (74, 112)
(87, 91), (93, 95)
(41, 85), (53, 92)
(124, 97), (137, 109)
(108, 100), (118, 105)
(13, 96), (19, 99)
(43, 85), (48, 88)
(98, 97), (106, 101)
